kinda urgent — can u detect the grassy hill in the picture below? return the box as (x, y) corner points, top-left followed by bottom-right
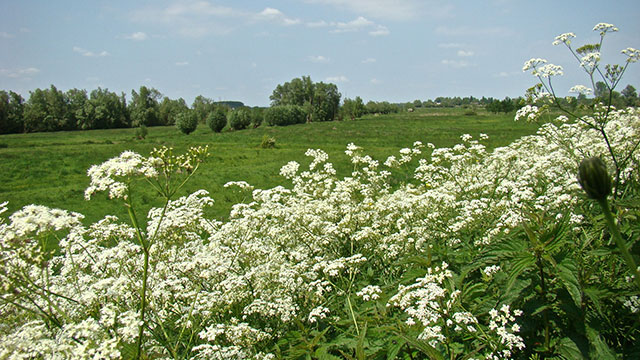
(0, 108), (539, 223)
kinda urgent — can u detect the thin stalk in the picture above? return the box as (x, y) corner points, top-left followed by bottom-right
(537, 256), (550, 351)
(597, 198), (640, 290)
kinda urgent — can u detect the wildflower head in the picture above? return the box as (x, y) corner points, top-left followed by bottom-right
(577, 157), (612, 200)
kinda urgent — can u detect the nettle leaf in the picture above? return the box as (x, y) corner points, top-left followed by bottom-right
(395, 332), (444, 360)
(556, 256), (582, 308)
(386, 337), (406, 360)
(586, 325), (618, 359)
(505, 253), (536, 294)
(556, 337), (587, 360)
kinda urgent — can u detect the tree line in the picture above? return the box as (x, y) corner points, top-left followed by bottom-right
(2, 79), (637, 135)
(0, 85), (241, 134)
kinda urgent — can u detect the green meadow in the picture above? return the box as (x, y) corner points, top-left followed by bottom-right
(0, 108), (539, 223)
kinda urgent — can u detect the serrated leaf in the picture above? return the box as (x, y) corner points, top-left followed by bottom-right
(315, 346), (343, 360)
(556, 337), (587, 360)
(586, 325), (617, 359)
(395, 333), (444, 360)
(505, 253), (536, 294)
(386, 337), (406, 360)
(556, 257), (582, 308)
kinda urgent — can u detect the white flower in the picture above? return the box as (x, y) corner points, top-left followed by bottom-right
(621, 47), (640, 63)
(553, 32), (576, 46)
(569, 85), (593, 95)
(515, 105), (540, 122)
(356, 285), (381, 301)
(593, 22), (618, 35)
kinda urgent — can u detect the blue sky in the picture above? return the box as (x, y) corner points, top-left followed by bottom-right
(1, 0), (639, 107)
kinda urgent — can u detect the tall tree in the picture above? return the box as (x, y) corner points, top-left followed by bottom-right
(159, 97), (188, 126)
(621, 84), (638, 106)
(0, 91), (24, 134)
(83, 88), (130, 129)
(192, 95), (216, 123)
(23, 86), (70, 132)
(269, 76), (341, 122)
(130, 86), (161, 127)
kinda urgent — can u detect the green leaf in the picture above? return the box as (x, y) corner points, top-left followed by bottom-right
(315, 346), (343, 360)
(556, 337), (586, 360)
(556, 257), (582, 308)
(395, 333), (444, 360)
(505, 253), (536, 293)
(386, 337), (406, 360)
(586, 325), (617, 359)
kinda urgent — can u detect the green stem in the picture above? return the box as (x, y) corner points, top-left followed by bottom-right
(597, 198), (640, 290)
(537, 256), (550, 351)
(346, 294), (359, 336)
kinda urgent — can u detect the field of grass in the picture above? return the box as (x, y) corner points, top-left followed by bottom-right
(0, 108), (539, 223)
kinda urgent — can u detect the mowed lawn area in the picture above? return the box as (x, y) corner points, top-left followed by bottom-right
(0, 108), (540, 223)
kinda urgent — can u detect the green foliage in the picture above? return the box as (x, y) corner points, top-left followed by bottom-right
(260, 135), (276, 149)
(192, 95), (216, 123)
(228, 107), (252, 130)
(341, 97), (365, 120)
(174, 111), (198, 135)
(134, 125), (148, 140)
(158, 97), (189, 126)
(264, 105), (306, 126)
(269, 76), (341, 122)
(129, 86), (161, 127)
(206, 107), (227, 132)
(0, 90), (24, 134)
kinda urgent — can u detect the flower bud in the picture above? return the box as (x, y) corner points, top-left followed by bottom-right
(577, 157), (612, 200)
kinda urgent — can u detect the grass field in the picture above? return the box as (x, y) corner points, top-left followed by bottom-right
(0, 108), (540, 223)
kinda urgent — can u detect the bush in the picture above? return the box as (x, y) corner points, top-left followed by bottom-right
(134, 125), (148, 139)
(227, 108), (251, 131)
(206, 108), (227, 133)
(260, 135), (276, 149)
(250, 107), (264, 128)
(264, 105), (306, 126)
(175, 111), (198, 134)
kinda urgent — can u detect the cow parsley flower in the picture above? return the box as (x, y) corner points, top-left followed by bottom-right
(85, 151), (158, 200)
(569, 85), (593, 95)
(621, 47), (640, 63)
(356, 285), (381, 301)
(552, 32), (576, 46)
(593, 22), (618, 35)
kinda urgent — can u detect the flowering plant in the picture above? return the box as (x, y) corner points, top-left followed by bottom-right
(1, 23), (639, 359)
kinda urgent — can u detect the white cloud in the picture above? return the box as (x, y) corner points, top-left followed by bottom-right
(257, 7), (301, 25)
(0, 67), (40, 78)
(362, 58), (376, 63)
(370, 78), (381, 84)
(369, 25), (389, 36)
(308, 55), (330, 63)
(0, 32), (14, 39)
(326, 75), (349, 83)
(176, 61), (189, 66)
(332, 16), (373, 33)
(457, 50), (474, 57)
(125, 31), (148, 41)
(73, 46), (110, 57)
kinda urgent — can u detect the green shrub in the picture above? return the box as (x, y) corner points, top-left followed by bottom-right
(134, 125), (148, 139)
(228, 108), (251, 131)
(264, 105), (306, 126)
(175, 111), (198, 134)
(250, 107), (264, 128)
(260, 135), (276, 149)
(206, 108), (227, 133)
